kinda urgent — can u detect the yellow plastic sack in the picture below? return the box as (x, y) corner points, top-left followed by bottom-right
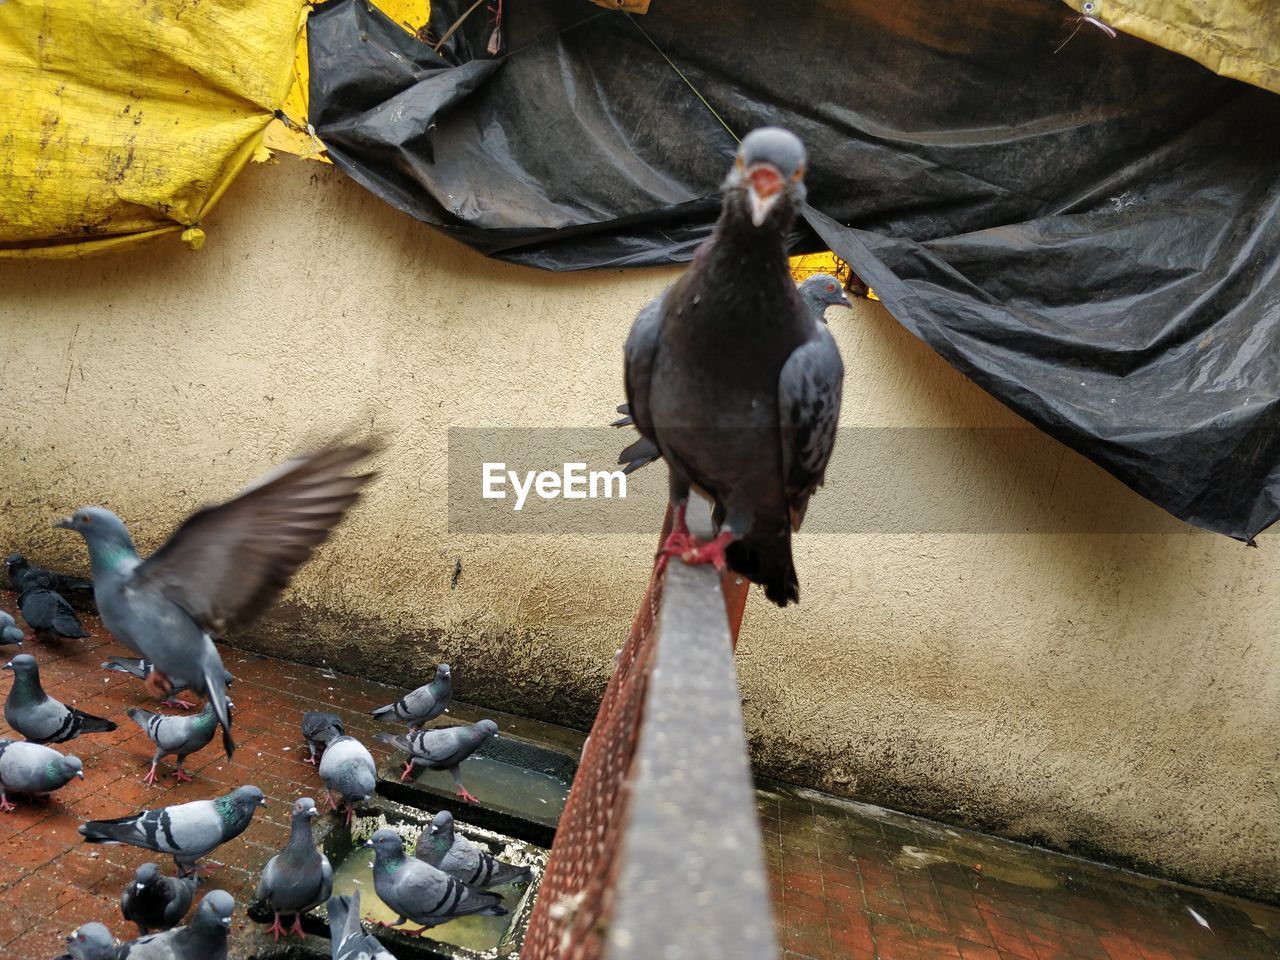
(0, 0), (304, 258)
(1062, 0), (1280, 95)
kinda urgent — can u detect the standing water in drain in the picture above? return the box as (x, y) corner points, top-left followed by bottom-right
(405, 755), (571, 822)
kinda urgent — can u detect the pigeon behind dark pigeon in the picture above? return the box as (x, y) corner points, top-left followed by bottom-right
(16, 580), (87, 639)
(114, 888), (234, 960)
(121, 862), (199, 935)
(365, 828), (506, 932)
(80, 784), (267, 876)
(56, 443), (377, 759)
(614, 272), (850, 475)
(256, 797), (333, 940)
(0, 611), (23, 646)
(6, 553), (95, 612)
(300, 710), (344, 765)
(127, 702), (224, 784)
(374, 719), (497, 803)
(414, 810), (533, 889)
(327, 891), (397, 960)
(369, 663), (451, 730)
(3, 653), (117, 744)
(0, 737), (83, 811)
(54, 921), (119, 960)
(623, 127), (844, 605)
(103, 656), (232, 710)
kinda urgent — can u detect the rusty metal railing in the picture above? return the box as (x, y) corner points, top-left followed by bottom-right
(522, 500), (777, 960)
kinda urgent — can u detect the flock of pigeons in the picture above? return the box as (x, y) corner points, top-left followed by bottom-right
(0, 123), (845, 960)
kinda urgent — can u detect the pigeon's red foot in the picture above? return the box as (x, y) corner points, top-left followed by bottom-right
(142, 764), (160, 786)
(345, 803), (356, 827)
(268, 914), (288, 941)
(405, 926), (431, 938)
(325, 789), (338, 811)
(144, 670), (174, 699)
(400, 760), (416, 782)
(161, 697), (194, 710)
(303, 753), (320, 766)
(173, 768), (194, 784)
(0, 796), (15, 813)
(679, 530), (735, 573)
(654, 529), (696, 576)
(289, 914), (306, 938)
(456, 785), (479, 804)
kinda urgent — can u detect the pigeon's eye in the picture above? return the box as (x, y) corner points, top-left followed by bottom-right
(826, 284), (835, 292)
(80, 515), (89, 524)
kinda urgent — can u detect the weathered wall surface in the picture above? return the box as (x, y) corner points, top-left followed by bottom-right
(0, 158), (1275, 900)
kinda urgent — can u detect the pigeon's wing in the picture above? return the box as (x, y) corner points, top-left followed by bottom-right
(256, 853), (281, 900)
(127, 446), (375, 636)
(622, 291), (668, 443)
(319, 853), (334, 904)
(412, 730), (474, 767)
(616, 436), (660, 475)
(777, 327), (844, 531)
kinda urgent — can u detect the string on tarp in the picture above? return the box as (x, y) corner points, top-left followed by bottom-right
(626, 14), (740, 145)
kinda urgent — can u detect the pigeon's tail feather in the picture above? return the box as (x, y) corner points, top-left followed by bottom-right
(126, 706), (156, 729)
(454, 885), (507, 918)
(102, 657), (148, 680)
(52, 609), (88, 637)
(373, 731), (408, 750)
(80, 816), (144, 845)
(369, 703), (396, 720)
(72, 710), (118, 735)
(617, 437), (661, 475)
(726, 531), (799, 607)
(204, 666), (235, 759)
(487, 860), (534, 887)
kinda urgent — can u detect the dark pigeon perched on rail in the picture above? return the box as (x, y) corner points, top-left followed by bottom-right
(56, 444), (376, 758)
(375, 719), (497, 804)
(301, 710), (345, 765)
(6, 553), (96, 613)
(0, 611), (24, 646)
(127, 702), (225, 785)
(366, 829), (506, 933)
(256, 797), (333, 940)
(614, 272), (850, 475)
(328, 891), (397, 960)
(80, 784), (266, 876)
(3, 653), (117, 743)
(623, 128), (844, 606)
(0, 737), (83, 811)
(370, 663), (451, 730)
(55, 922), (119, 960)
(103, 656), (233, 710)
(115, 888), (235, 959)
(121, 862), (199, 935)
(414, 810), (533, 889)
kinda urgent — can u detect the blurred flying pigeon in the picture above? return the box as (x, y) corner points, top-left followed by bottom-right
(127, 702), (225, 785)
(6, 553), (95, 612)
(623, 127), (844, 606)
(369, 664), (451, 730)
(3, 653), (117, 743)
(256, 797), (333, 940)
(374, 719), (496, 803)
(317, 735), (376, 825)
(0, 611), (24, 646)
(121, 862), (199, 935)
(327, 891), (397, 960)
(301, 710), (344, 765)
(365, 828), (506, 932)
(414, 810), (532, 889)
(56, 444), (377, 758)
(613, 272), (849, 475)
(80, 784), (267, 876)
(103, 656), (233, 710)
(0, 738), (83, 811)
(114, 889), (234, 959)
(55, 922), (118, 960)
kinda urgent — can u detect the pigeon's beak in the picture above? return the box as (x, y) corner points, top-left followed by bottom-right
(428, 825), (438, 834)
(363, 839), (374, 849)
(76, 770), (85, 780)
(53, 517), (75, 530)
(258, 798), (268, 807)
(2, 662), (12, 671)
(306, 806), (319, 818)
(746, 162), (784, 227)
(135, 882), (146, 892)
(220, 916), (232, 929)
(835, 290), (853, 309)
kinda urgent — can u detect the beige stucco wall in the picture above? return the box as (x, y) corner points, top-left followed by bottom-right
(1, 157), (1276, 900)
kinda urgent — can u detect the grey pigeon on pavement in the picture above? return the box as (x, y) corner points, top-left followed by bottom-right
(613, 272), (849, 475)
(374, 719), (497, 803)
(623, 127), (844, 606)
(365, 828), (506, 932)
(256, 797), (333, 940)
(127, 702), (224, 785)
(121, 862), (199, 935)
(80, 785), (267, 876)
(0, 738), (83, 811)
(3, 653), (117, 743)
(301, 710), (344, 765)
(369, 664), (451, 730)
(114, 889), (234, 959)
(328, 891), (398, 960)
(6, 553), (95, 611)
(317, 735), (376, 825)
(16, 582), (87, 639)
(414, 810), (532, 889)
(55, 921), (119, 960)
(0, 611), (24, 646)
(103, 656), (233, 710)
(56, 444), (376, 758)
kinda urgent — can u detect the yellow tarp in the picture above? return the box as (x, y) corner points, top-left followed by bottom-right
(1062, 0), (1280, 95)
(0, 0), (304, 258)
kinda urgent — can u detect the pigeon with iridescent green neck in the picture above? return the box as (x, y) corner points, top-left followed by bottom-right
(365, 828), (505, 931)
(414, 810), (532, 889)
(0, 611), (23, 646)
(80, 785), (266, 876)
(256, 797), (332, 940)
(3, 654), (116, 744)
(370, 663), (452, 730)
(127, 702), (225, 785)
(0, 738), (83, 811)
(56, 444), (376, 759)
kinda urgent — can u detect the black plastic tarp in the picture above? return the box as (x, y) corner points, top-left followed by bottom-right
(308, 0), (1280, 542)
